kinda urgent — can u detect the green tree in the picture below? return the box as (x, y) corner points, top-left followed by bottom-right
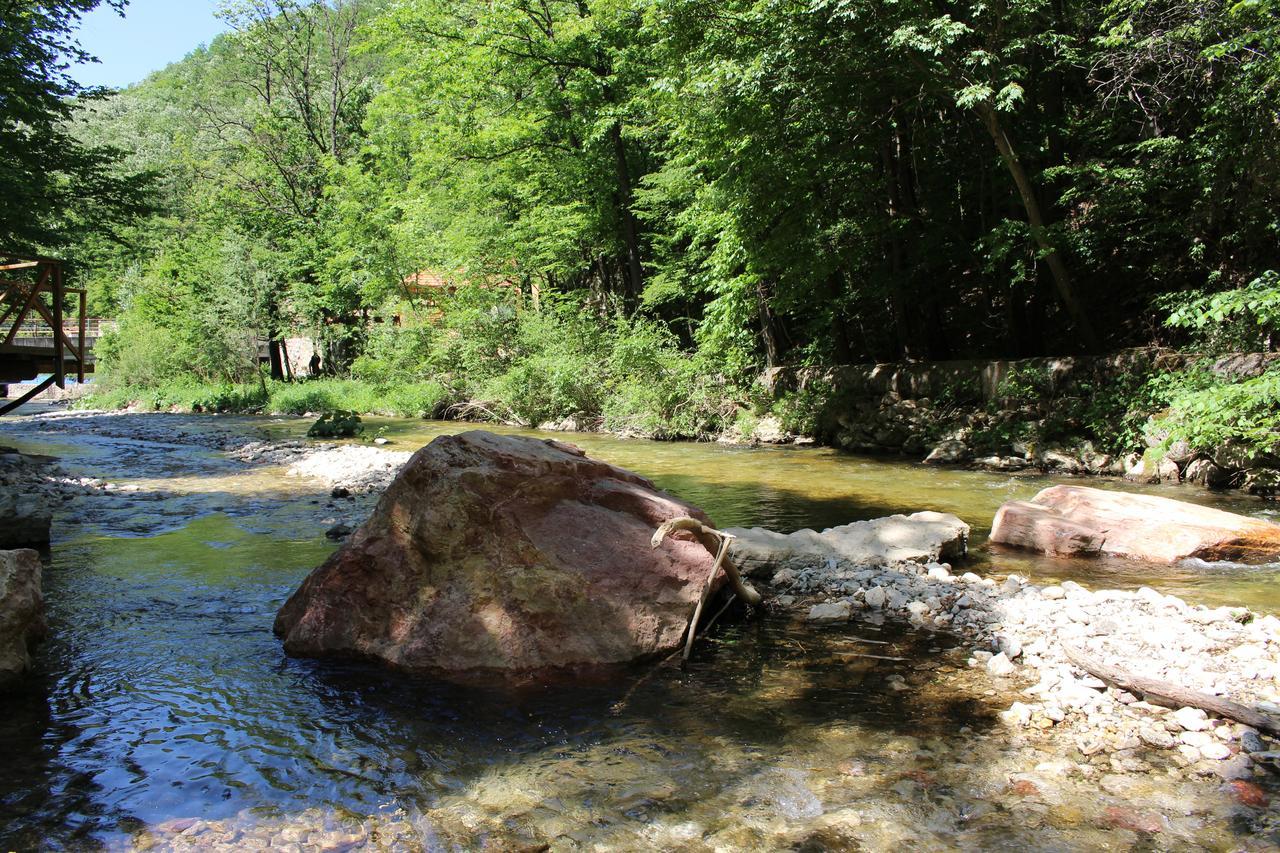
(0, 0), (152, 250)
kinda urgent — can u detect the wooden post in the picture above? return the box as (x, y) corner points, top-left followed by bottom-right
(53, 261), (64, 389)
(77, 289), (86, 383)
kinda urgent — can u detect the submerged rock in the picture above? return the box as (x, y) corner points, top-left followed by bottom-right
(990, 485), (1280, 563)
(274, 431), (719, 675)
(726, 511), (969, 577)
(0, 549), (45, 685)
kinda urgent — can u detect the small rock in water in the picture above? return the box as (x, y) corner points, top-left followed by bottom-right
(374, 437), (391, 446)
(1214, 754), (1254, 781)
(1180, 730), (1215, 748)
(1240, 730), (1266, 754)
(325, 523), (353, 540)
(1139, 727), (1175, 749)
(1103, 806), (1162, 835)
(807, 601), (851, 622)
(330, 486), (350, 499)
(1228, 779), (1271, 808)
(1199, 741), (1231, 761)
(986, 652), (1016, 677)
(1001, 702), (1032, 726)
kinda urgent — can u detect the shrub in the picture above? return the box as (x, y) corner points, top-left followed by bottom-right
(1151, 366), (1280, 457)
(307, 410), (364, 438)
(486, 352), (607, 426)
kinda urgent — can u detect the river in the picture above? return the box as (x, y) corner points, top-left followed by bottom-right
(2, 410), (1277, 850)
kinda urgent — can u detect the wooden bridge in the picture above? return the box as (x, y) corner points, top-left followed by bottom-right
(0, 255), (101, 415)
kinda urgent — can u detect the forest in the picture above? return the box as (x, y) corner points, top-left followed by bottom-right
(4, 0), (1280, 448)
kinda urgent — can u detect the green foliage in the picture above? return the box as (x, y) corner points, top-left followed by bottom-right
(770, 383), (834, 438)
(1151, 367), (1280, 457)
(1163, 272), (1280, 353)
(1064, 370), (1171, 456)
(307, 410), (364, 438)
(992, 365), (1052, 410)
(48, 0), (1280, 466)
(0, 0), (153, 250)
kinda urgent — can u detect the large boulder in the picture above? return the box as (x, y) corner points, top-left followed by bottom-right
(0, 549), (46, 685)
(0, 493), (51, 549)
(726, 511), (970, 578)
(990, 485), (1280, 563)
(274, 431), (720, 675)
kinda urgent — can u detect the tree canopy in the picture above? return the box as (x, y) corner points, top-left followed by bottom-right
(0, 0), (152, 250)
(23, 0), (1280, 374)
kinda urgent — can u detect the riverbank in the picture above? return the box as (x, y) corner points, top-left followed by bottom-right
(3, 409), (1278, 848)
(74, 345), (1280, 501)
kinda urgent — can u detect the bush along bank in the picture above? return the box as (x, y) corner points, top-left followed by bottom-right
(80, 345), (1280, 498)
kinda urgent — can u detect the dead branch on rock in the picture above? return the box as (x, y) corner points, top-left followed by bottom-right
(1064, 645), (1280, 737)
(652, 516), (763, 661)
(651, 517), (763, 607)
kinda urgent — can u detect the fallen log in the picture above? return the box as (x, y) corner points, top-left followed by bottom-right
(1064, 646), (1280, 737)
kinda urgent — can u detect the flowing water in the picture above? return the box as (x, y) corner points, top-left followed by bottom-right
(2, 410), (1278, 850)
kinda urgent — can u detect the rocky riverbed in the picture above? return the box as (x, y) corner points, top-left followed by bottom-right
(781, 558), (1280, 778)
(3, 408), (1279, 849)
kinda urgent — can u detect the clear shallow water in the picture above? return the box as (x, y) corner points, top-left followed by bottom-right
(2, 412), (1278, 850)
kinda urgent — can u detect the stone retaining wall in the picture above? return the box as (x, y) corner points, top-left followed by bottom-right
(754, 348), (1280, 492)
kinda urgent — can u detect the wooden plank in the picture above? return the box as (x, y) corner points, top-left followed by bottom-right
(0, 261), (39, 272)
(0, 374), (57, 416)
(53, 263), (64, 388)
(2, 267), (50, 345)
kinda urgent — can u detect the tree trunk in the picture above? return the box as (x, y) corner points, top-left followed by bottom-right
(976, 103), (1100, 352)
(756, 278), (784, 368)
(881, 141), (915, 359)
(609, 122), (645, 311)
(279, 337), (293, 381)
(268, 337), (286, 381)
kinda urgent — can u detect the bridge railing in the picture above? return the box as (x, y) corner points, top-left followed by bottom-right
(11, 317), (115, 340)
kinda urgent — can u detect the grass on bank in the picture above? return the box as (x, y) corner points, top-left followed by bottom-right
(79, 378), (454, 420)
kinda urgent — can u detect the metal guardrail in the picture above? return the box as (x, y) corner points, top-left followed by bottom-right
(12, 318), (115, 338)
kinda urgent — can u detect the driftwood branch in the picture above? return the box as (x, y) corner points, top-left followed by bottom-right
(1064, 646), (1280, 737)
(652, 516), (763, 662)
(681, 536), (729, 661)
(651, 517), (762, 606)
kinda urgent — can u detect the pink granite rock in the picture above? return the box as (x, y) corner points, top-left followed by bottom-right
(991, 485), (1280, 563)
(275, 431), (717, 675)
(0, 549), (45, 685)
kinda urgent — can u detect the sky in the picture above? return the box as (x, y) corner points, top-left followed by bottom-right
(70, 0), (228, 89)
